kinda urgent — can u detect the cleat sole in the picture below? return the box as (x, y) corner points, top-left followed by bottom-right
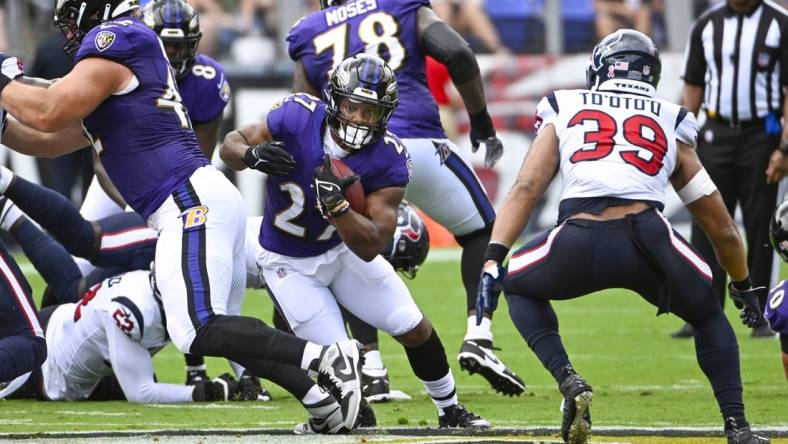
(567, 391), (593, 444)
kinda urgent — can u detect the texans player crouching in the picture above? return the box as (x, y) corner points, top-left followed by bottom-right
(221, 54), (489, 430)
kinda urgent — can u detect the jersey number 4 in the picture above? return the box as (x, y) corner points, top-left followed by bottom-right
(568, 110), (667, 176)
(314, 12), (405, 75)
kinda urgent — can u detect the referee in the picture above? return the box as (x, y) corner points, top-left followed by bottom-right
(675, 0), (788, 338)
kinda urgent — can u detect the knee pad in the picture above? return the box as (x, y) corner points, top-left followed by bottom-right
(385, 306), (424, 337)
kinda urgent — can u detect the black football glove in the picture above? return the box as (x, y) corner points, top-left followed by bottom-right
(0, 53), (23, 95)
(313, 154), (358, 219)
(192, 375), (237, 402)
(475, 262), (506, 325)
(728, 282), (767, 328)
(469, 108), (504, 168)
(243, 141), (295, 177)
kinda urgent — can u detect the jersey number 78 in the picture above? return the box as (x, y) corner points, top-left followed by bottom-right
(313, 12), (405, 75)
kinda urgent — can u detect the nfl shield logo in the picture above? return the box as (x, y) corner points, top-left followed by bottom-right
(643, 65), (651, 76)
(277, 267), (287, 279)
(95, 31), (116, 52)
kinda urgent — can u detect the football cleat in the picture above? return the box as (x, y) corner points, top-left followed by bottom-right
(293, 393), (346, 434)
(458, 339), (525, 396)
(316, 340), (364, 431)
(185, 369), (209, 386)
(438, 404), (491, 429)
(725, 418), (771, 444)
(235, 370), (272, 401)
(670, 322), (694, 339)
(558, 367), (593, 444)
(356, 396), (377, 428)
(362, 366), (390, 402)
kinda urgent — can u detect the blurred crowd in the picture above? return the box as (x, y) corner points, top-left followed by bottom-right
(0, 0), (740, 65)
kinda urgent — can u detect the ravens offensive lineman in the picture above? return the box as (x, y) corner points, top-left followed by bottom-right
(0, 0), (365, 432)
(80, 0), (232, 220)
(477, 31), (769, 444)
(221, 54), (489, 429)
(288, 0), (523, 396)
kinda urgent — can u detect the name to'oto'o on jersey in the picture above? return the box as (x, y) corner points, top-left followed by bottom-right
(325, 0), (378, 26)
(579, 92), (662, 117)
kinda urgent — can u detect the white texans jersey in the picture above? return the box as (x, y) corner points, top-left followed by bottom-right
(535, 89), (698, 207)
(42, 270), (175, 401)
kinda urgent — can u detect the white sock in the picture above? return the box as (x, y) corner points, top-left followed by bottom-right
(362, 350), (384, 370)
(0, 203), (22, 232)
(422, 372), (458, 414)
(0, 166), (13, 194)
(301, 342), (324, 371)
(301, 384), (329, 406)
(464, 316), (493, 342)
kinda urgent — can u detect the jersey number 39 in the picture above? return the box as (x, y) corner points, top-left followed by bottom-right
(568, 109), (667, 176)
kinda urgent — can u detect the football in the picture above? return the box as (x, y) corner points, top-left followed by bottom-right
(330, 157), (366, 216)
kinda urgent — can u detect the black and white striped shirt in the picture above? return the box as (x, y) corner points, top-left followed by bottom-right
(682, 0), (788, 124)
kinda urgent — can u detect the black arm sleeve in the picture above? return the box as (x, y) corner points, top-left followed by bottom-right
(420, 21), (480, 84)
(781, 333), (788, 354)
(681, 19), (708, 86)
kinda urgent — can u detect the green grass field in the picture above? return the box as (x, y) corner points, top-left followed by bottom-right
(1, 255), (786, 442)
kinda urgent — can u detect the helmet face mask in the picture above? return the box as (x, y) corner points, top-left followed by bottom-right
(326, 54), (398, 150)
(382, 201), (430, 279)
(143, 0), (202, 80)
(53, 0), (140, 57)
(586, 29), (661, 97)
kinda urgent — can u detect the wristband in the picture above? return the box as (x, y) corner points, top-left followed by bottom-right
(779, 139), (788, 154)
(469, 108), (494, 135)
(731, 276), (752, 291)
(483, 242), (509, 264)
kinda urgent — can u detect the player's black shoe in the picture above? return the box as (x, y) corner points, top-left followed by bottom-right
(185, 369), (209, 386)
(362, 366), (390, 402)
(725, 418), (771, 444)
(356, 396), (377, 428)
(316, 340), (364, 431)
(558, 366), (593, 444)
(235, 370), (272, 401)
(438, 404), (491, 429)
(293, 393), (346, 434)
(458, 339), (525, 396)
(670, 322), (694, 338)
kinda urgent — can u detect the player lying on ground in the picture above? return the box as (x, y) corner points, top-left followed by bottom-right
(0, 170), (276, 400)
(0, 0), (366, 431)
(767, 199), (788, 380)
(476, 30), (769, 444)
(221, 54), (489, 430)
(289, 0), (524, 397)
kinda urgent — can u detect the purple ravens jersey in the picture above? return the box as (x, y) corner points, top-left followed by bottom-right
(261, 93), (411, 257)
(766, 280), (788, 334)
(178, 54), (230, 124)
(287, 0), (445, 139)
(75, 18), (208, 219)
